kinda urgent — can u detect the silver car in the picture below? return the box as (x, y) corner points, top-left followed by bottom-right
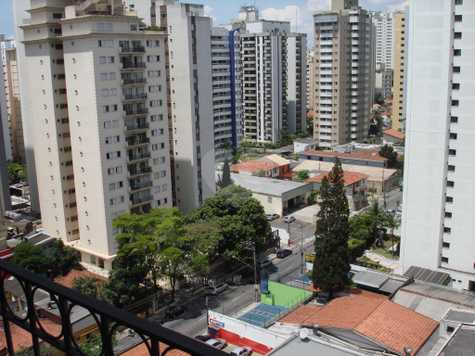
(231, 346), (252, 356)
(205, 338), (227, 350)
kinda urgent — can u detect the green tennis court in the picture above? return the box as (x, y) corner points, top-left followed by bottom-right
(261, 281), (312, 309)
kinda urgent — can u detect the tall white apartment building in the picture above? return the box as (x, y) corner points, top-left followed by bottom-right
(236, 7), (307, 144)
(401, 0), (475, 292)
(127, 0), (216, 212)
(211, 27), (242, 163)
(372, 12), (393, 69)
(18, 0), (173, 271)
(312, 1), (375, 148)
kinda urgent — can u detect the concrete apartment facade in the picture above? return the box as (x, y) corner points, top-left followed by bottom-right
(130, 0), (216, 213)
(391, 11), (406, 131)
(211, 27), (242, 163)
(0, 36), (14, 162)
(401, 0), (475, 292)
(236, 7), (307, 144)
(0, 43), (11, 215)
(2, 42), (25, 163)
(372, 12), (393, 70)
(312, 0), (375, 148)
(18, 0), (174, 271)
(306, 49), (316, 113)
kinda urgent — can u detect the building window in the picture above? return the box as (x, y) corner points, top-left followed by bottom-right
(442, 242), (450, 248)
(446, 196), (454, 203)
(453, 66), (461, 73)
(448, 165), (456, 172)
(452, 83), (460, 90)
(454, 32), (462, 39)
(448, 149), (457, 156)
(449, 133), (458, 140)
(454, 49), (462, 57)
(455, 15), (463, 22)
(443, 226), (451, 234)
(445, 211), (453, 218)
(452, 100), (459, 106)
(441, 256), (449, 263)
(447, 180), (455, 188)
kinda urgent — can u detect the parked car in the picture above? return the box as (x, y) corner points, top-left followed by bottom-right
(206, 338), (227, 350)
(276, 249), (292, 259)
(283, 215), (296, 224)
(266, 213), (279, 221)
(195, 334), (211, 342)
(230, 346), (253, 356)
(207, 283), (228, 296)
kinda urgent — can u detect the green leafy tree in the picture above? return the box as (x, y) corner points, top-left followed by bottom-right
(189, 185), (271, 265)
(379, 145), (398, 168)
(295, 170), (310, 182)
(312, 159), (351, 294)
(78, 333), (103, 356)
(7, 162), (26, 184)
(185, 222), (221, 279)
(45, 240), (80, 276)
(218, 159), (233, 189)
(73, 276), (101, 299)
(11, 242), (53, 276)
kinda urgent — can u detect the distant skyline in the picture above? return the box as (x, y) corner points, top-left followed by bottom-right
(0, 0), (407, 39)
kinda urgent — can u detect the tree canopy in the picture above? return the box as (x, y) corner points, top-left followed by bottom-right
(312, 159), (351, 294)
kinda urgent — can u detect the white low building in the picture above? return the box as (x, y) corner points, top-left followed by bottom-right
(231, 173), (312, 216)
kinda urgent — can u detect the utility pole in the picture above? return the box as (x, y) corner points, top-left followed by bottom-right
(252, 243), (259, 302)
(300, 224), (304, 275)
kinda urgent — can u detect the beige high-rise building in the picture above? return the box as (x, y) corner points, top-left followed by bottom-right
(4, 47), (25, 163)
(391, 11), (406, 131)
(18, 0), (173, 272)
(312, 0), (375, 148)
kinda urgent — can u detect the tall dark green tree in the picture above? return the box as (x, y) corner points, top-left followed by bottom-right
(312, 159), (351, 294)
(219, 159), (233, 188)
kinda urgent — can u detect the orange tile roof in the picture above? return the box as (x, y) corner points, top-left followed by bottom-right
(278, 290), (437, 355)
(121, 342), (189, 356)
(0, 319), (62, 353)
(306, 171), (368, 187)
(304, 149), (387, 163)
(384, 129), (405, 140)
(231, 160), (280, 174)
(356, 300), (438, 355)
(54, 269), (105, 289)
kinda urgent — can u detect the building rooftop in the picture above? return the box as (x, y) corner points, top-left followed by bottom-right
(393, 281), (475, 321)
(231, 155), (290, 174)
(384, 129), (405, 140)
(294, 160), (397, 182)
(436, 324), (475, 356)
(303, 149), (387, 163)
(269, 334), (369, 356)
(231, 174), (311, 197)
(306, 171), (368, 187)
(279, 290), (438, 355)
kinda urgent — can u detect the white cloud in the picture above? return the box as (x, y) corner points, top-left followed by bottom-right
(387, 0), (408, 11)
(307, 0), (330, 12)
(204, 5), (217, 24)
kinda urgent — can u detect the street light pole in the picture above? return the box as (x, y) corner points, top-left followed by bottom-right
(300, 224), (304, 275)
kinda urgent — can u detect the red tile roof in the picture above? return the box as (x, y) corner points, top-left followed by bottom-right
(384, 129), (405, 140)
(278, 290), (438, 355)
(0, 319), (62, 353)
(304, 149), (387, 163)
(306, 171), (368, 187)
(356, 300), (438, 355)
(231, 160), (280, 174)
(54, 269), (105, 289)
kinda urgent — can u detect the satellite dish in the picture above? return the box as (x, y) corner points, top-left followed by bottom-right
(299, 328), (310, 341)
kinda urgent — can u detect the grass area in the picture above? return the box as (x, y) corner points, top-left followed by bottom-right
(261, 281), (312, 309)
(370, 238), (399, 260)
(356, 256), (392, 273)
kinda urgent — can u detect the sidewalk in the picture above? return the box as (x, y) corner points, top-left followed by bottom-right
(364, 250), (402, 274)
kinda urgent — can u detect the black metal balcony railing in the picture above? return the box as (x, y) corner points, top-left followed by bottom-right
(120, 46), (146, 53)
(0, 260), (227, 356)
(121, 62), (146, 70)
(124, 93), (148, 101)
(122, 78), (147, 85)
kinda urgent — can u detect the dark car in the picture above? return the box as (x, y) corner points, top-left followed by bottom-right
(195, 334), (211, 342)
(276, 249), (292, 259)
